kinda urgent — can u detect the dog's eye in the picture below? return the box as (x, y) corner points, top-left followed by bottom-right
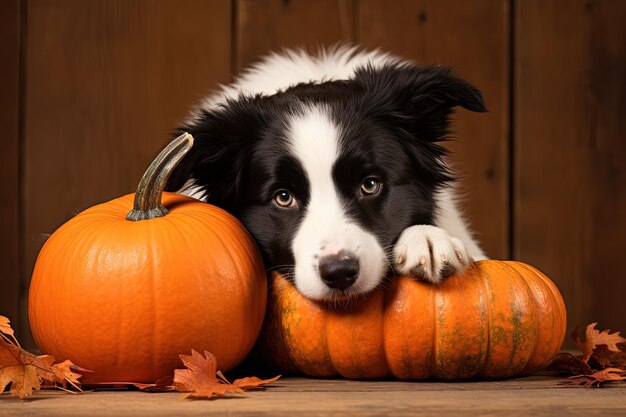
(273, 190), (297, 208)
(360, 177), (382, 196)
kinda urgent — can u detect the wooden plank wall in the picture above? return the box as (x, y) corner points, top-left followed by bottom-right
(0, 0), (21, 332)
(515, 0), (626, 336)
(0, 0), (624, 349)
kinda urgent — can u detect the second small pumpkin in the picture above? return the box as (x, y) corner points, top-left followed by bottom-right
(258, 260), (566, 380)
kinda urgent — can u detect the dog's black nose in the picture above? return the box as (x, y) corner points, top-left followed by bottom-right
(319, 252), (359, 290)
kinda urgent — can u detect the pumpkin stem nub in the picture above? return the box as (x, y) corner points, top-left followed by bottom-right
(126, 132), (194, 221)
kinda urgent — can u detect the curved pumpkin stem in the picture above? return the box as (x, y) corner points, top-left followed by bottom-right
(126, 132), (194, 221)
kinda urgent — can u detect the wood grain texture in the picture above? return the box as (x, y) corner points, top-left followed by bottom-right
(514, 0), (626, 339)
(236, 0), (355, 71)
(21, 0), (232, 347)
(358, 0), (511, 259)
(0, 0), (21, 327)
(1, 377), (626, 417)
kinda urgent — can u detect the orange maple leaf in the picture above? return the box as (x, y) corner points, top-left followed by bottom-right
(173, 350), (243, 399)
(0, 338), (46, 399)
(567, 367), (626, 387)
(0, 316), (15, 338)
(231, 375), (282, 390)
(0, 363), (40, 399)
(0, 315), (86, 398)
(572, 323), (626, 363)
(44, 360), (86, 389)
(173, 349), (280, 400)
(591, 344), (626, 369)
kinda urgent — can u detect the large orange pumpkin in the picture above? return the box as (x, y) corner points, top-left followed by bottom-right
(29, 133), (267, 383)
(258, 260), (566, 380)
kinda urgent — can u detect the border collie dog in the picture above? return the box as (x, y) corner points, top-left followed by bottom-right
(166, 46), (488, 301)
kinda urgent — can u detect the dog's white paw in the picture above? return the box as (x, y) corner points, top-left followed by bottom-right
(393, 225), (472, 284)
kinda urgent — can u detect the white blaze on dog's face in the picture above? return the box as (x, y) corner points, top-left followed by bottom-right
(287, 106), (387, 300)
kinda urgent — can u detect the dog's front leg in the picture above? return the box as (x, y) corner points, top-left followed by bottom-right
(393, 225), (472, 284)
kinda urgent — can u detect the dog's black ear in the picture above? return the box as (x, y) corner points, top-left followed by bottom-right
(164, 100), (265, 209)
(355, 63), (487, 142)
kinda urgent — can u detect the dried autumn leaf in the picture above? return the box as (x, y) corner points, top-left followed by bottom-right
(46, 360), (86, 389)
(173, 350), (219, 391)
(591, 344), (626, 369)
(0, 316), (15, 338)
(0, 316), (86, 398)
(173, 350), (243, 399)
(183, 383), (245, 400)
(0, 340), (45, 399)
(0, 363), (40, 399)
(548, 352), (593, 375)
(567, 367), (626, 387)
(572, 323), (626, 363)
(232, 375), (282, 390)
(173, 349), (280, 400)
(86, 376), (174, 392)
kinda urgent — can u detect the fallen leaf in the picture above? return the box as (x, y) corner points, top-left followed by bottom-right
(0, 341), (46, 399)
(182, 383), (245, 400)
(86, 376), (174, 392)
(173, 350), (221, 392)
(0, 316), (86, 398)
(566, 367), (626, 387)
(173, 349), (280, 400)
(0, 316), (15, 338)
(232, 375), (282, 390)
(548, 352), (593, 375)
(46, 360), (86, 389)
(0, 364), (40, 399)
(173, 350), (244, 399)
(572, 323), (626, 363)
(591, 344), (626, 369)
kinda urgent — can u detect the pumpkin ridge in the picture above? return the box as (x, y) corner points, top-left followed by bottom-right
(513, 263), (541, 375)
(146, 221), (158, 381)
(522, 262), (566, 351)
(476, 261), (493, 378)
(499, 262), (530, 374)
(277, 277), (303, 374)
(382, 280), (404, 379)
(433, 285), (442, 378)
(506, 261), (566, 373)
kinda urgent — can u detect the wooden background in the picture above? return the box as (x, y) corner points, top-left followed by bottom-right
(0, 0), (624, 349)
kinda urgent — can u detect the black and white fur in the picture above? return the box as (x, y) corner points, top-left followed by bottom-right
(166, 46), (488, 301)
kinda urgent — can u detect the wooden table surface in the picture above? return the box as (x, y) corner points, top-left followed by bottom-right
(2, 376), (626, 417)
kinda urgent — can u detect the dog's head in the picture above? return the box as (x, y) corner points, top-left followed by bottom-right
(166, 63), (486, 301)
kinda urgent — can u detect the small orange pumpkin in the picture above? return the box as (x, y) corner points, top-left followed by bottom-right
(258, 260), (566, 380)
(29, 133), (267, 383)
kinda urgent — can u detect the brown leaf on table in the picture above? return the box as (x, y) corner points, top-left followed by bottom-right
(173, 349), (280, 400)
(0, 316), (15, 338)
(0, 340), (45, 399)
(0, 316), (86, 398)
(548, 352), (593, 375)
(86, 376), (174, 392)
(566, 367), (626, 387)
(591, 344), (626, 369)
(0, 363), (41, 399)
(232, 375), (282, 390)
(572, 323), (626, 363)
(173, 350), (243, 399)
(45, 360), (86, 389)
(134, 376), (174, 392)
